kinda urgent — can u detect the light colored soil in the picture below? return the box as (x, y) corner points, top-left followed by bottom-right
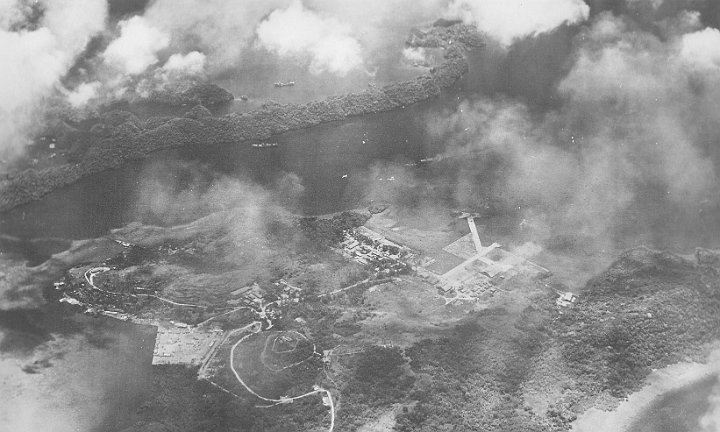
(355, 276), (487, 347)
(357, 407), (399, 432)
(365, 208), (464, 255)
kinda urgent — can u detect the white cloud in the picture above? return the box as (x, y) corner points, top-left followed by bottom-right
(143, 0), (288, 70)
(0, 0), (107, 159)
(256, 0), (363, 76)
(444, 0), (590, 46)
(680, 27), (720, 70)
(556, 14), (718, 202)
(162, 51), (206, 75)
(66, 81), (101, 107)
(103, 16), (170, 75)
(0, 0), (28, 29)
(43, 0), (106, 54)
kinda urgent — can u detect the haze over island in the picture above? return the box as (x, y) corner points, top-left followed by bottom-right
(1, 1), (720, 432)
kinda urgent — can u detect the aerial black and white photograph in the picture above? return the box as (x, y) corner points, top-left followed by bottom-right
(1, 0), (720, 431)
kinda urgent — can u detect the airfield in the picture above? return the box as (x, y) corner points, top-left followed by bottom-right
(363, 207), (550, 304)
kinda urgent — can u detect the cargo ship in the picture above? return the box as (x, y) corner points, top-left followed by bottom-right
(274, 81), (295, 88)
(251, 142), (279, 148)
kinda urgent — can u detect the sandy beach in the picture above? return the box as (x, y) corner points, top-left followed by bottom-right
(572, 350), (720, 432)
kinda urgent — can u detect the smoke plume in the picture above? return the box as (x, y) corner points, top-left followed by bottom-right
(422, 7), (719, 253)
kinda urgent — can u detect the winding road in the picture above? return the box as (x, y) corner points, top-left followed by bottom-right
(228, 323), (335, 432)
(84, 266), (335, 430)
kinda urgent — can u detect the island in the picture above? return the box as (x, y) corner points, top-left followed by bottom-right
(26, 203), (720, 431)
(0, 23), (483, 212)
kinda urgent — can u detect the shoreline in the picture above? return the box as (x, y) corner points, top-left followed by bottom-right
(571, 349), (720, 432)
(0, 24), (482, 213)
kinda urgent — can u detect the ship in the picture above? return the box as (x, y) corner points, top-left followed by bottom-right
(403, 155), (445, 167)
(274, 81), (295, 88)
(251, 142), (279, 148)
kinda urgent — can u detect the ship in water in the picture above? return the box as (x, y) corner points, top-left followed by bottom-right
(403, 155), (445, 167)
(274, 81), (295, 88)
(251, 142), (279, 148)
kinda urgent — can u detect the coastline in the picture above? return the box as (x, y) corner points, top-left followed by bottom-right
(0, 24), (482, 213)
(571, 349), (720, 432)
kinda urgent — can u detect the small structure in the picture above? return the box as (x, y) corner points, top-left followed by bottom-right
(556, 292), (577, 307)
(59, 295), (81, 305)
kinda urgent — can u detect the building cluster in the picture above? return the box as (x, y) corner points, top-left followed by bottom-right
(228, 280), (303, 308)
(556, 291), (578, 307)
(229, 282), (265, 304)
(339, 227), (410, 276)
(440, 274), (498, 298)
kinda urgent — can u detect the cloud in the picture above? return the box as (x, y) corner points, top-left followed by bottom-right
(106, 0), (446, 80)
(162, 51), (206, 75)
(65, 81), (101, 107)
(421, 11), (719, 251)
(256, 0), (363, 76)
(680, 27), (720, 70)
(102, 16), (170, 75)
(61, 0), (445, 108)
(444, 0), (590, 46)
(0, 0), (107, 160)
(141, 0), (288, 70)
(131, 160), (307, 225)
(557, 14), (718, 200)
(0, 0), (32, 29)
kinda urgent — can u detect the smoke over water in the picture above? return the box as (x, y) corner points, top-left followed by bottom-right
(2, 1), (720, 430)
(1, 0), (718, 255)
(409, 1), (720, 256)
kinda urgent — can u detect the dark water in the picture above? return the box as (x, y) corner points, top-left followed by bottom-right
(2, 37), (720, 253)
(628, 374), (719, 432)
(0, 28), (589, 242)
(0, 44), (484, 432)
(214, 37), (423, 112)
(1, 26), (720, 432)
(0, 68), (471, 241)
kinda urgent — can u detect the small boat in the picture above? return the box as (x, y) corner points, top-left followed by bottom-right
(251, 142), (278, 148)
(342, 174), (348, 179)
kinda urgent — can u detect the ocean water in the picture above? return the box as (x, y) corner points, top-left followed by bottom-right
(0, 305), (156, 432)
(628, 375), (719, 432)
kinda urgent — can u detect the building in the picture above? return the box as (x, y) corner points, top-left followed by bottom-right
(556, 292), (577, 307)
